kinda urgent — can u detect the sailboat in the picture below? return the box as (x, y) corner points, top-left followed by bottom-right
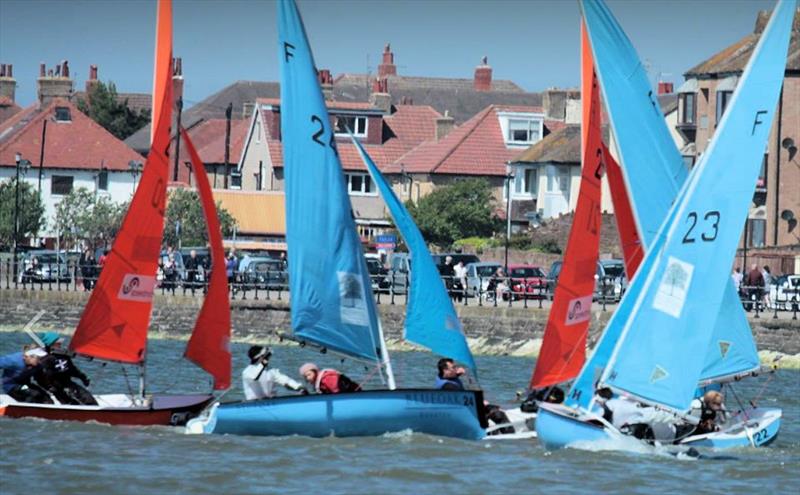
(184, 0), (486, 440)
(536, 0), (794, 450)
(0, 0), (231, 426)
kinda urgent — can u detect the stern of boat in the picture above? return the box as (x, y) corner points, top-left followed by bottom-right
(535, 402), (610, 450)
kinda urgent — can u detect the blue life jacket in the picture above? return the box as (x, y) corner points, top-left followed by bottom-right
(435, 376), (464, 390)
(0, 352), (25, 393)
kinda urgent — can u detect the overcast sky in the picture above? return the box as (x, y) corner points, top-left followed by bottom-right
(0, 0), (777, 108)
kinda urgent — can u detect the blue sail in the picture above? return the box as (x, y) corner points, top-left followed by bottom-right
(599, 0), (794, 411)
(278, 0), (383, 362)
(351, 137), (478, 375)
(566, 0), (764, 408)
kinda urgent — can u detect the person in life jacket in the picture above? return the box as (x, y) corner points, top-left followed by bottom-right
(242, 346), (307, 400)
(4, 346), (53, 404)
(687, 390), (727, 436)
(35, 332), (97, 406)
(298, 363), (361, 394)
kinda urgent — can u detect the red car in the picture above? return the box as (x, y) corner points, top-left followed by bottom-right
(506, 264), (547, 300)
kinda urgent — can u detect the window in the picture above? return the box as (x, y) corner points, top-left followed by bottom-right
(679, 93), (696, 124)
(682, 155), (696, 169)
(255, 120), (261, 143)
(97, 169), (108, 191)
(757, 154), (767, 189)
(54, 106), (71, 122)
(546, 166), (570, 193)
(51, 175), (73, 195)
(230, 171), (242, 189)
(335, 116), (367, 137)
(748, 218), (766, 248)
(507, 119), (541, 144)
(255, 161), (263, 191)
(345, 172), (376, 196)
(716, 91), (733, 124)
(511, 166), (537, 199)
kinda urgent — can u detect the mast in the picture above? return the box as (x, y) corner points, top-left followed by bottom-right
(377, 319), (396, 390)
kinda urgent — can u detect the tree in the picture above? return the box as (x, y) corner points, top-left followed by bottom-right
(76, 80), (150, 140)
(163, 188), (237, 248)
(54, 188), (128, 249)
(406, 178), (500, 248)
(0, 178), (46, 249)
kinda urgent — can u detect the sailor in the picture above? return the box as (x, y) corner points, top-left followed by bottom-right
(298, 362), (361, 394)
(687, 390), (727, 435)
(595, 388), (676, 441)
(242, 346), (306, 400)
(435, 358), (465, 390)
(3, 346), (53, 404)
(519, 386), (565, 413)
(35, 332), (97, 406)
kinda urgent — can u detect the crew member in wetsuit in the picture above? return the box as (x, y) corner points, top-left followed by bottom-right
(435, 358), (515, 435)
(519, 386), (565, 413)
(299, 363), (361, 394)
(36, 333), (97, 406)
(4, 347), (53, 404)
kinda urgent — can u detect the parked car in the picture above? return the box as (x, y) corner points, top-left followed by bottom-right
(366, 258), (391, 293)
(546, 259), (627, 302)
(465, 262), (502, 297)
(240, 257), (288, 290)
(768, 274), (800, 310)
(17, 250), (71, 284)
(507, 264), (547, 300)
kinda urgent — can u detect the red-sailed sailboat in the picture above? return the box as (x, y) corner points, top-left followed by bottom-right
(0, 0), (231, 426)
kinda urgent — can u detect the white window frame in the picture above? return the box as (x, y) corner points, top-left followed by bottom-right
(334, 115), (368, 138)
(345, 172), (377, 196)
(497, 112), (545, 147)
(508, 165), (538, 200)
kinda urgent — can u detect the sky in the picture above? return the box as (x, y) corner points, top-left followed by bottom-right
(0, 0), (778, 108)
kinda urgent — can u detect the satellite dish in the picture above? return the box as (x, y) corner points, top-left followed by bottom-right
(781, 137), (795, 149)
(780, 209), (795, 221)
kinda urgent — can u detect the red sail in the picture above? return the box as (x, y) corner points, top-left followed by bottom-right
(181, 128), (232, 390)
(603, 144), (643, 278)
(69, 0), (173, 364)
(530, 23), (604, 389)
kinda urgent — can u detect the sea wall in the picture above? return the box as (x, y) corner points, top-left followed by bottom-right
(1, 289), (798, 358)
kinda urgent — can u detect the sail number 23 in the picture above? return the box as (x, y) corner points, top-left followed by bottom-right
(682, 211), (720, 244)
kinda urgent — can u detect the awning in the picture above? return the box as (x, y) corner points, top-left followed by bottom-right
(677, 78), (698, 93)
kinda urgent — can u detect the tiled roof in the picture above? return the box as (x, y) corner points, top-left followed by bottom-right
(0, 98), (143, 170)
(512, 125), (581, 164)
(386, 104), (555, 176)
(0, 96), (22, 124)
(257, 97), (381, 112)
(212, 189), (285, 235)
(194, 118), (248, 164)
(685, 8), (799, 76)
(335, 73), (524, 93)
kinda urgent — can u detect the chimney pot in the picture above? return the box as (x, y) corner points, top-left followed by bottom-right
(7, 64), (11, 78)
(378, 43), (397, 78)
(657, 81), (674, 95)
(0, 63), (15, 102)
(0, 64), (5, 77)
(435, 111), (455, 141)
(89, 64), (98, 80)
(40, 63), (46, 77)
(62, 60), (69, 78)
(473, 56), (492, 92)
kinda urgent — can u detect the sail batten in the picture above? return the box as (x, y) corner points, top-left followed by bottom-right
(69, 0), (173, 364)
(278, 0), (384, 364)
(351, 136), (477, 376)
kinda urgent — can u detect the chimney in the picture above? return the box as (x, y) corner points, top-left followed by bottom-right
(37, 60), (74, 106)
(369, 77), (391, 113)
(0, 63), (15, 102)
(473, 56), (492, 92)
(543, 88), (568, 120)
(435, 110), (455, 141)
(85, 64), (100, 93)
(378, 43), (397, 78)
(317, 69), (334, 100)
(657, 81), (674, 95)
(172, 57), (184, 111)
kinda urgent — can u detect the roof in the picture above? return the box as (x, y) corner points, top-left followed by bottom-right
(512, 125), (581, 164)
(188, 118), (248, 164)
(212, 189), (285, 235)
(126, 80), (281, 152)
(0, 98), (144, 170)
(0, 96), (22, 124)
(73, 90), (152, 115)
(385, 104), (554, 176)
(257, 97), (382, 113)
(658, 93), (678, 115)
(685, 8), (800, 76)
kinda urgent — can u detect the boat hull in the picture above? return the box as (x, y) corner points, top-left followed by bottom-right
(535, 403), (611, 450)
(679, 407), (781, 448)
(0, 394), (213, 426)
(189, 389), (488, 440)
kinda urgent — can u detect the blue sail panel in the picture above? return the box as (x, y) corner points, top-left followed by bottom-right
(351, 137), (478, 375)
(700, 284), (760, 381)
(278, 0), (383, 362)
(601, 0), (795, 411)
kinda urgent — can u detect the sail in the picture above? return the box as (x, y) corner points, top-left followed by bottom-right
(529, 23), (602, 389)
(602, 145), (643, 278)
(278, 0), (383, 362)
(599, 0), (794, 411)
(351, 137), (478, 374)
(182, 128), (232, 390)
(69, 0), (173, 364)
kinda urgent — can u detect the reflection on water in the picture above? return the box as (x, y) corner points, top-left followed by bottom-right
(1, 333), (798, 494)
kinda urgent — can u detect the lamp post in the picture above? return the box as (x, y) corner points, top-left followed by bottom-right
(128, 160), (143, 194)
(504, 162), (515, 273)
(13, 152), (31, 279)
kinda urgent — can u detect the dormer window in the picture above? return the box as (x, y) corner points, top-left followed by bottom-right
(335, 116), (368, 137)
(54, 107), (71, 122)
(498, 112), (544, 147)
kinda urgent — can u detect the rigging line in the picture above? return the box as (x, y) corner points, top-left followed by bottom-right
(727, 384), (750, 421)
(750, 372), (775, 408)
(120, 365), (135, 398)
(356, 363), (385, 390)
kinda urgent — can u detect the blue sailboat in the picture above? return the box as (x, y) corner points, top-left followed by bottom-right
(537, 0), (794, 450)
(186, 0), (486, 440)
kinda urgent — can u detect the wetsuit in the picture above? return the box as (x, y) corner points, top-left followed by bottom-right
(36, 351), (97, 405)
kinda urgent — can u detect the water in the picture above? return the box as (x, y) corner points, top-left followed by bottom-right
(1, 333), (798, 494)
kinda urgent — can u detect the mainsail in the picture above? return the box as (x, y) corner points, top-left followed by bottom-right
(351, 137), (478, 375)
(598, 0), (794, 411)
(278, 0), (384, 363)
(181, 128), (232, 390)
(529, 23), (603, 389)
(602, 145), (642, 278)
(69, 0), (173, 364)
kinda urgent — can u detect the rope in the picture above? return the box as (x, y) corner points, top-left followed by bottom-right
(750, 371), (776, 408)
(356, 363), (385, 389)
(727, 384), (750, 421)
(121, 365), (135, 398)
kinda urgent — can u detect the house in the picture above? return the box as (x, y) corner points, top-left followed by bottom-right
(0, 65), (144, 241)
(210, 189), (286, 253)
(675, 8), (800, 248)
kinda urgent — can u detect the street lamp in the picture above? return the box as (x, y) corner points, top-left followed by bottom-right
(504, 162), (515, 273)
(14, 152), (31, 279)
(128, 160), (143, 194)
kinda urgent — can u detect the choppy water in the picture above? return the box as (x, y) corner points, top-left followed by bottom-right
(1, 333), (798, 494)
